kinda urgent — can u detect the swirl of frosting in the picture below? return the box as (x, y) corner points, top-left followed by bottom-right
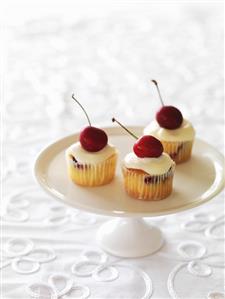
(124, 152), (174, 175)
(66, 142), (117, 164)
(143, 119), (195, 142)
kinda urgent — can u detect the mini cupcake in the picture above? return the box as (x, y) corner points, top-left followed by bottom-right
(144, 80), (195, 164)
(66, 95), (118, 187)
(144, 119), (195, 164)
(112, 118), (175, 201)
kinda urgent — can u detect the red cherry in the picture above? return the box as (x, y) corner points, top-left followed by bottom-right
(79, 126), (108, 152)
(151, 80), (183, 129)
(71, 95), (108, 152)
(156, 106), (183, 129)
(133, 135), (163, 158)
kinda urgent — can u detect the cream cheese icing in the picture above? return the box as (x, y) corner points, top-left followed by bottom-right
(124, 152), (174, 175)
(66, 142), (117, 164)
(143, 119), (195, 142)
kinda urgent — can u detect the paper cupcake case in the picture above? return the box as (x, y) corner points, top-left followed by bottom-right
(66, 154), (117, 187)
(161, 140), (193, 164)
(122, 165), (175, 201)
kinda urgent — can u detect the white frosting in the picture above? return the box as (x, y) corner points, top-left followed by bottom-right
(124, 152), (174, 175)
(143, 119), (195, 142)
(66, 142), (117, 164)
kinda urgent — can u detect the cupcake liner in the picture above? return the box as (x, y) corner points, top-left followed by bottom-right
(66, 154), (117, 187)
(122, 165), (175, 201)
(161, 140), (194, 164)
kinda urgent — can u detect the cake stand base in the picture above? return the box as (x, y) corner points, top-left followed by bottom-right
(96, 218), (164, 258)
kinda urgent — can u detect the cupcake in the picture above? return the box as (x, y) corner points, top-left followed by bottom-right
(66, 95), (118, 187)
(112, 118), (175, 201)
(144, 119), (195, 164)
(144, 80), (195, 164)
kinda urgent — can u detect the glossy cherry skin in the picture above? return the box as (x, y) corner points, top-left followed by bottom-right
(79, 126), (108, 152)
(133, 135), (163, 158)
(156, 106), (183, 129)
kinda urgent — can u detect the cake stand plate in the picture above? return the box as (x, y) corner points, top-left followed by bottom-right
(34, 127), (225, 257)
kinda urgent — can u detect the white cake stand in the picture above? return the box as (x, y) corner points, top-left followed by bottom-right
(34, 127), (225, 258)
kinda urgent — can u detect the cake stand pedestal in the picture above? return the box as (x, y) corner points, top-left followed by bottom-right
(97, 218), (163, 257)
(34, 127), (224, 258)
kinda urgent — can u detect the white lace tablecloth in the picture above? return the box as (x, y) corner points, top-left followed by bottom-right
(1, 3), (224, 299)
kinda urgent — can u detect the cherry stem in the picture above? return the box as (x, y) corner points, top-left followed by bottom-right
(151, 80), (164, 106)
(112, 117), (138, 140)
(72, 94), (92, 126)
